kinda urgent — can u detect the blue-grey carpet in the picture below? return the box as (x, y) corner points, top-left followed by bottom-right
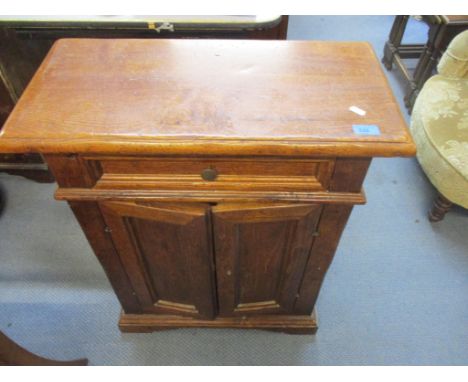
(1, 16), (467, 365)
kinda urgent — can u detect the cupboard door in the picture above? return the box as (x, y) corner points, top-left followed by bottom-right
(99, 201), (216, 319)
(213, 203), (322, 316)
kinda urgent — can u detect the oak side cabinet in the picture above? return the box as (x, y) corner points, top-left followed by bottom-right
(0, 39), (415, 334)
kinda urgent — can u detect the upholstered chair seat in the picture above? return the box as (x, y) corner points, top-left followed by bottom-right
(410, 30), (468, 221)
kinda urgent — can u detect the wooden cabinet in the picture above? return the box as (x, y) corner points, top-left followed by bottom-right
(63, 167), (361, 333)
(0, 39), (415, 334)
(56, 154), (367, 333)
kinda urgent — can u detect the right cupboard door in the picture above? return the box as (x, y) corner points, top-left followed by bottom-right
(212, 203), (322, 317)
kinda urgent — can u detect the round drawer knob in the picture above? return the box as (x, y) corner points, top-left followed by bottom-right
(201, 168), (218, 181)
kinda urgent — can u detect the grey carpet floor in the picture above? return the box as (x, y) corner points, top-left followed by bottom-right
(0, 16), (467, 365)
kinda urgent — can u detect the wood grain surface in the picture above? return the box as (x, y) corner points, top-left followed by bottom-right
(0, 39), (414, 157)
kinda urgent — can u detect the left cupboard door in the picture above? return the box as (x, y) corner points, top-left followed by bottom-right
(99, 201), (216, 319)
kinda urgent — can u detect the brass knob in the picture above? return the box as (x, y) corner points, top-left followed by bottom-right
(201, 168), (218, 181)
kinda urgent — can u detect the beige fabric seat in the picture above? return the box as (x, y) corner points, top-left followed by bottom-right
(410, 30), (468, 221)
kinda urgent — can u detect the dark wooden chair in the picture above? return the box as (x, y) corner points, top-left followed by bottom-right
(0, 331), (87, 366)
(0, 189), (87, 366)
(382, 15), (468, 112)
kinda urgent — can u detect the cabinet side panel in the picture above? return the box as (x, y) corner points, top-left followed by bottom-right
(294, 204), (353, 314)
(45, 154), (97, 188)
(68, 201), (142, 313)
(330, 158), (371, 193)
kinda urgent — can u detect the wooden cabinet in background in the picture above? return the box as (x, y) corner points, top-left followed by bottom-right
(0, 39), (415, 334)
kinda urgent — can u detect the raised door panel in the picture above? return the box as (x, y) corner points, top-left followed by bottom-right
(213, 203), (322, 317)
(99, 201), (216, 319)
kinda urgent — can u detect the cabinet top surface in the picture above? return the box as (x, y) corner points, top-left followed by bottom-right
(0, 39), (415, 157)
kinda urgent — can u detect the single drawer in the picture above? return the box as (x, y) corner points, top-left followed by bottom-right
(83, 156), (335, 193)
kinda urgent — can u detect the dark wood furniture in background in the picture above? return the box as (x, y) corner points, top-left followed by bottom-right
(382, 15), (468, 111)
(0, 16), (288, 182)
(0, 71), (14, 125)
(0, 39), (415, 334)
(1, 186), (87, 365)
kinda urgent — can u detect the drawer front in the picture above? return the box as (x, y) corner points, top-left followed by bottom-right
(83, 156), (335, 193)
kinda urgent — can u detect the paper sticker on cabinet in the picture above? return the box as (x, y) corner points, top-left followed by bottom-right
(352, 124), (381, 136)
(349, 106), (367, 116)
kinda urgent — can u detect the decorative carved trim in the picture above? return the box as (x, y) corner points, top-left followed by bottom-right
(55, 188), (367, 205)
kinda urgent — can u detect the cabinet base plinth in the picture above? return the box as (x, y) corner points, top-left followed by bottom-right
(119, 310), (318, 334)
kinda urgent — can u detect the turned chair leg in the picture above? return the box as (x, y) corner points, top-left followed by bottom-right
(428, 193), (453, 222)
